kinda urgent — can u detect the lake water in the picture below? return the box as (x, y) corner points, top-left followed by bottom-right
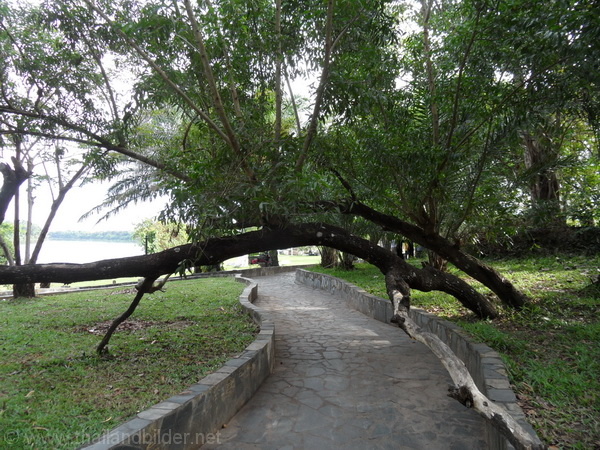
(30, 240), (311, 267)
(34, 239), (144, 264)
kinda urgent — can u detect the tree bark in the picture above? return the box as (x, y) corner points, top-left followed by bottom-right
(12, 282), (35, 298)
(343, 201), (528, 309)
(0, 157), (31, 225)
(268, 249), (280, 267)
(522, 132), (563, 228)
(0, 234), (14, 265)
(0, 223), (498, 318)
(338, 251), (356, 270)
(320, 246), (338, 268)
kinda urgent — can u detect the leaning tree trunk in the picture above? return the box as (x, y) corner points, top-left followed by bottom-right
(345, 202), (528, 309)
(96, 276), (158, 355)
(0, 157), (31, 226)
(0, 223), (499, 319)
(0, 222), (535, 445)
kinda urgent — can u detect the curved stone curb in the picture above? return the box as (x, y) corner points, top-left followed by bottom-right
(81, 275), (275, 450)
(295, 269), (539, 450)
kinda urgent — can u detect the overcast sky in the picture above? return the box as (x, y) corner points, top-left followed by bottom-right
(5, 180), (166, 233)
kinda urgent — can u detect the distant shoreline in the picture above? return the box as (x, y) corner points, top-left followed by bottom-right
(47, 231), (134, 242)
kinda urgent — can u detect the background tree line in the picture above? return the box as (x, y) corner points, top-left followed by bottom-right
(47, 230), (134, 241)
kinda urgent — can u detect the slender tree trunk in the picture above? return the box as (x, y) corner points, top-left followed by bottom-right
(29, 164), (88, 264)
(24, 164), (35, 263)
(295, 0), (335, 172)
(274, 0), (282, 143)
(421, 0), (440, 148)
(96, 276), (158, 355)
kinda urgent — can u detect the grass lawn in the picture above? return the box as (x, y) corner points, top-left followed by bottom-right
(0, 277), (257, 449)
(311, 255), (599, 449)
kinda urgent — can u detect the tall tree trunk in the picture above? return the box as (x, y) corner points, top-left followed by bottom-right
(338, 251), (356, 270)
(268, 249), (280, 267)
(320, 246), (338, 268)
(24, 167), (35, 263)
(522, 132), (563, 228)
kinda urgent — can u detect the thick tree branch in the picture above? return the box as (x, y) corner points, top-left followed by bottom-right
(0, 157), (31, 225)
(338, 201), (528, 308)
(0, 223), (497, 318)
(0, 107), (191, 182)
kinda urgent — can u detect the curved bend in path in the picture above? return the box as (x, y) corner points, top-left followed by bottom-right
(203, 273), (487, 449)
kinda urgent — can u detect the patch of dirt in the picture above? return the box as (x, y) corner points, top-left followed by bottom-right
(109, 288), (138, 295)
(78, 319), (195, 335)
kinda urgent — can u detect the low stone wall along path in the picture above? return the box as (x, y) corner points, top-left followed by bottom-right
(203, 273), (487, 449)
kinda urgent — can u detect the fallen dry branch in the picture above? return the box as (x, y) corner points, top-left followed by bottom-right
(95, 276), (158, 355)
(386, 268), (544, 450)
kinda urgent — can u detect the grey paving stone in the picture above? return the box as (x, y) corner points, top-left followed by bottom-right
(203, 273), (487, 449)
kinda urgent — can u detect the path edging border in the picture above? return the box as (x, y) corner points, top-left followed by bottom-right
(295, 269), (540, 450)
(80, 272), (279, 449)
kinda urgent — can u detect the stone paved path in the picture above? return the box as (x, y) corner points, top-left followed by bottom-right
(203, 273), (487, 449)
